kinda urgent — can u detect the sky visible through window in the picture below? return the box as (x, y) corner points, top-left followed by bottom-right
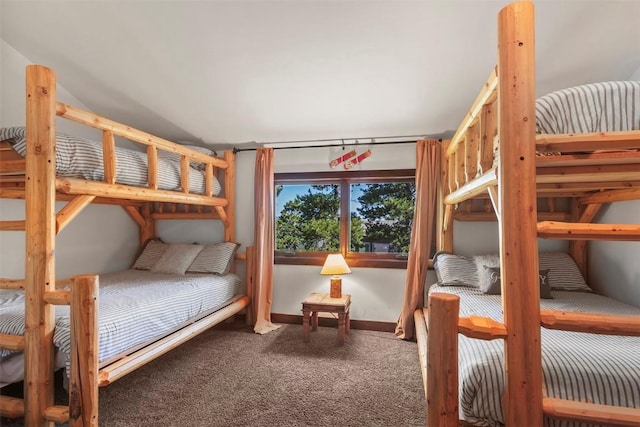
(276, 184), (364, 215)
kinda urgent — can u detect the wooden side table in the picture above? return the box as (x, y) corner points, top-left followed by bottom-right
(301, 293), (351, 345)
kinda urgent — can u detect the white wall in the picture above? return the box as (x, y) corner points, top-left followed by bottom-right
(586, 66), (640, 307)
(588, 201), (640, 306)
(1, 42), (140, 279)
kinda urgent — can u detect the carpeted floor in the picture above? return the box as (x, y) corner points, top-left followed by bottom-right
(1, 323), (425, 426)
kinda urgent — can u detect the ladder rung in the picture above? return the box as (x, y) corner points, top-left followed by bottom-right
(0, 395), (24, 418)
(0, 333), (25, 351)
(0, 278), (24, 290)
(537, 221), (640, 241)
(0, 220), (25, 231)
(543, 397), (640, 426)
(44, 405), (70, 423)
(540, 310), (640, 336)
(0, 278), (72, 290)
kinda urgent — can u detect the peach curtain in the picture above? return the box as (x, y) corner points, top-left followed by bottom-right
(252, 148), (281, 334)
(395, 139), (441, 340)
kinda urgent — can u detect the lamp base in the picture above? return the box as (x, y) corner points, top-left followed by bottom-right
(330, 277), (342, 298)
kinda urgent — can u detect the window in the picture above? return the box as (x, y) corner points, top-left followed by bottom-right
(275, 169), (415, 268)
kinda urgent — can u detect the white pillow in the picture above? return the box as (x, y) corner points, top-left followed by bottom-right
(187, 242), (240, 275)
(150, 243), (204, 275)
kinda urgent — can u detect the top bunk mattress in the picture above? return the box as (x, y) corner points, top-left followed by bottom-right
(0, 126), (222, 195)
(535, 81), (640, 135)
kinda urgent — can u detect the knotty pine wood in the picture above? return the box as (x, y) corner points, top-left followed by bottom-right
(427, 293), (459, 427)
(497, 3), (543, 426)
(69, 274), (99, 427)
(24, 63), (57, 427)
(542, 398), (640, 427)
(540, 310), (640, 336)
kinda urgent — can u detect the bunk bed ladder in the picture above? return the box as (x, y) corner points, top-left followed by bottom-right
(536, 209), (640, 426)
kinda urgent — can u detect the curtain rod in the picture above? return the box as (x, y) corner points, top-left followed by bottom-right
(232, 135), (441, 153)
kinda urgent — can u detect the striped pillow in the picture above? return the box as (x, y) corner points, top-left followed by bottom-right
(132, 240), (168, 270)
(157, 145), (216, 171)
(539, 252), (592, 292)
(150, 243), (204, 275)
(187, 242), (240, 275)
(433, 251), (478, 287)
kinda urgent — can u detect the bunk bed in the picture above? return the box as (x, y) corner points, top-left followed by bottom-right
(0, 64), (253, 426)
(413, 2), (640, 426)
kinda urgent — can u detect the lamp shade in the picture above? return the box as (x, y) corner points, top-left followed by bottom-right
(320, 254), (351, 276)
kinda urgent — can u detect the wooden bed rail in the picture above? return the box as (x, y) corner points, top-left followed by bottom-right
(542, 398), (640, 427)
(55, 101), (228, 169)
(1, 65), (232, 206)
(540, 310), (640, 336)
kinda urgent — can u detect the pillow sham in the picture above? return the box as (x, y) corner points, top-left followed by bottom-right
(150, 243), (204, 275)
(433, 251), (478, 287)
(157, 145), (216, 171)
(538, 252), (592, 292)
(481, 266), (553, 299)
(132, 239), (168, 270)
(187, 242), (240, 275)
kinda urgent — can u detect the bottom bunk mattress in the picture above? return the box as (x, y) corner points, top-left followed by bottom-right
(427, 284), (640, 427)
(0, 269), (240, 383)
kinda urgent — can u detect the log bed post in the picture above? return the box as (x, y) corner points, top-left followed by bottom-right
(427, 293), (459, 426)
(24, 64), (57, 427)
(497, 2), (542, 426)
(438, 140), (454, 252)
(223, 151), (236, 242)
(69, 275), (99, 427)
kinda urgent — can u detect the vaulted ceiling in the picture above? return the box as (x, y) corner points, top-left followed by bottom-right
(1, 1), (639, 148)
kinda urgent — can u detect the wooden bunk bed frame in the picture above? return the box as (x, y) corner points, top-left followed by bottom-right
(414, 2), (640, 426)
(0, 65), (253, 426)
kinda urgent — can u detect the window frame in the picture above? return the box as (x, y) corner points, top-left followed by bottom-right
(274, 168), (416, 269)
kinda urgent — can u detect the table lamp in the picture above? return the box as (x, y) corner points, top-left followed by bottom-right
(320, 253), (352, 298)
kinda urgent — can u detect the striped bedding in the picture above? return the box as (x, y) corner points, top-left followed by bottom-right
(427, 284), (640, 427)
(536, 81), (640, 135)
(0, 126), (222, 195)
(0, 269), (240, 383)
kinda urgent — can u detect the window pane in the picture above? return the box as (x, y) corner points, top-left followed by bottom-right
(349, 182), (416, 254)
(275, 184), (340, 252)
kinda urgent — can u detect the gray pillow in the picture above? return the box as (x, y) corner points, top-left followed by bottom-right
(132, 239), (168, 270)
(187, 242), (240, 275)
(150, 243), (204, 275)
(539, 252), (592, 292)
(481, 266), (553, 299)
(433, 251), (478, 287)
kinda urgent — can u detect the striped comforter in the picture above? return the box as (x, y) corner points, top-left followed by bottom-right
(428, 285), (640, 427)
(0, 126), (221, 195)
(535, 81), (640, 135)
(0, 269), (239, 373)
